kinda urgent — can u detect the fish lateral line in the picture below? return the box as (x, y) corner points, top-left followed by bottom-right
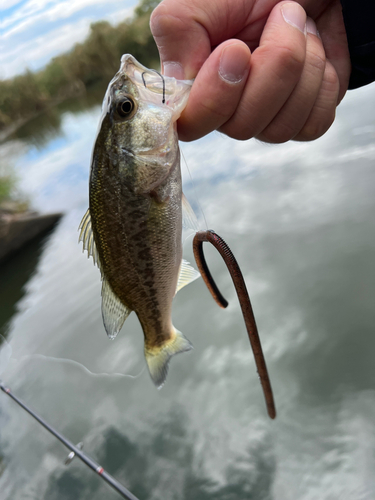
(192, 229), (276, 420)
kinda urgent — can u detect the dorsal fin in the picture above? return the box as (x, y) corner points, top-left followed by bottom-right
(78, 208), (100, 268)
(101, 278), (132, 340)
(176, 259), (200, 294)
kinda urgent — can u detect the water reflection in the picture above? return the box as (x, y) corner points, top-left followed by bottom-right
(8, 108), (63, 149)
(42, 414), (275, 500)
(0, 226), (59, 340)
(2, 83), (107, 149)
(0, 82), (375, 499)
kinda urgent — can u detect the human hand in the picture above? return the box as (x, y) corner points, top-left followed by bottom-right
(150, 0), (351, 142)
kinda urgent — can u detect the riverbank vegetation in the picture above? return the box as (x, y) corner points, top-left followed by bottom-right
(0, 175), (15, 205)
(0, 0), (160, 132)
(0, 162), (29, 212)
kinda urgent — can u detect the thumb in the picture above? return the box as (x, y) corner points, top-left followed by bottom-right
(150, 0), (212, 79)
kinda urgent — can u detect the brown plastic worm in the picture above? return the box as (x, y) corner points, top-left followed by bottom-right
(192, 230), (276, 420)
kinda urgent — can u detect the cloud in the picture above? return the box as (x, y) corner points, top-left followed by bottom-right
(0, 0), (23, 10)
(1, 0), (137, 79)
(1, 0), (112, 31)
(2, 18), (94, 77)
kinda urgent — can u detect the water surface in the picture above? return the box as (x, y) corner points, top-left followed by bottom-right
(1, 83), (375, 500)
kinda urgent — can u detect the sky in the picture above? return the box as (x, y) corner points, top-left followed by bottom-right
(0, 0), (139, 80)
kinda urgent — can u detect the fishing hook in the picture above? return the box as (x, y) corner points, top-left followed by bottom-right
(192, 230), (276, 420)
(141, 70), (165, 104)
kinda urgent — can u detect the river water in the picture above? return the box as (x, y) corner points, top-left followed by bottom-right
(0, 82), (375, 500)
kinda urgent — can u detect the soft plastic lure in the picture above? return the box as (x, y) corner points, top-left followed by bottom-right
(193, 230), (276, 419)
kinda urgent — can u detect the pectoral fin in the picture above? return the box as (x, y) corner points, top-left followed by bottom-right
(132, 155), (172, 195)
(101, 278), (132, 339)
(78, 209), (100, 269)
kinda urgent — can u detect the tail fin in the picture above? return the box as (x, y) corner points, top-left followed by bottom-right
(145, 329), (193, 389)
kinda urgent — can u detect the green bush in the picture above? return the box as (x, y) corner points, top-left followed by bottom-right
(0, 176), (15, 204)
(0, 0), (161, 131)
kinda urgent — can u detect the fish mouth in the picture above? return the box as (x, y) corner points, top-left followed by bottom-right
(119, 54), (193, 116)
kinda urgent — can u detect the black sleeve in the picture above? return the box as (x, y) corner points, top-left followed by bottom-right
(340, 0), (375, 89)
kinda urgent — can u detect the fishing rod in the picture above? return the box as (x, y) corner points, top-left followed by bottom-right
(0, 380), (140, 500)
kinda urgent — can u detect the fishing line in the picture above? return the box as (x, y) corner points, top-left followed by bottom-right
(16, 354), (146, 380)
(0, 336), (145, 381)
(180, 147), (208, 231)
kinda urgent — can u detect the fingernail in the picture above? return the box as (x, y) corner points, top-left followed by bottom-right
(163, 62), (185, 79)
(219, 44), (249, 84)
(281, 2), (306, 34)
(306, 17), (317, 36)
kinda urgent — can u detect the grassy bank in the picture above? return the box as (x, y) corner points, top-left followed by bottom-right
(0, 0), (160, 132)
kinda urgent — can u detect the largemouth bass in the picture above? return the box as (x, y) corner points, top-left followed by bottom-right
(79, 55), (200, 387)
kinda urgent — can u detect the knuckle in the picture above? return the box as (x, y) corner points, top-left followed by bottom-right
(307, 50), (326, 75)
(150, 8), (175, 37)
(272, 44), (305, 77)
(296, 65), (339, 141)
(297, 110), (336, 141)
(323, 64), (340, 92)
(219, 122), (252, 141)
(199, 96), (231, 121)
(150, 2), (187, 38)
(258, 125), (294, 144)
(149, 3), (166, 35)
(177, 127), (201, 142)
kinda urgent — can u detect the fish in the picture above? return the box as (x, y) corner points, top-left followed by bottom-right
(79, 54), (200, 388)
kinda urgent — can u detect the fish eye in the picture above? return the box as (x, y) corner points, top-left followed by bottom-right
(116, 96), (136, 119)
